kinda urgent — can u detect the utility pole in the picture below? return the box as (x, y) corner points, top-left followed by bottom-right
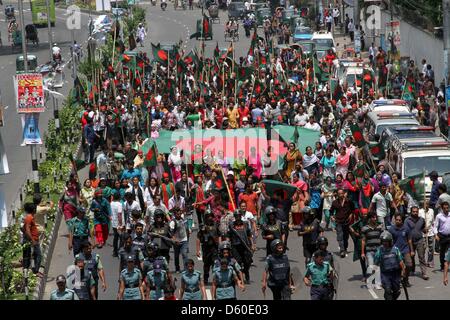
(354, 0), (359, 28)
(444, 0), (450, 137)
(45, 0), (53, 62)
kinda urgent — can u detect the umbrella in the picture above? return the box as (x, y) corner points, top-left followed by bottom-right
(261, 179), (298, 200)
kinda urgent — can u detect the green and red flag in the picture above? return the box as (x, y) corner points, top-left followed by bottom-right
(142, 141), (157, 167)
(352, 163), (366, 178)
(402, 76), (416, 101)
(238, 66), (254, 80)
(369, 141), (385, 160)
(152, 43), (169, 65)
(184, 49), (199, 66)
(350, 124), (366, 148)
(214, 42), (220, 60)
(254, 79), (265, 95)
(291, 125), (299, 144)
(399, 173), (425, 199)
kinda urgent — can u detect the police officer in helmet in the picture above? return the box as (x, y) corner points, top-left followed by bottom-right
(374, 231), (406, 300)
(262, 239), (294, 300)
(70, 255), (96, 300)
(304, 250), (334, 300)
(317, 236), (334, 268)
(213, 240), (245, 287)
(261, 206), (285, 256)
(196, 210), (220, 284)
(50, 275), (78, 300)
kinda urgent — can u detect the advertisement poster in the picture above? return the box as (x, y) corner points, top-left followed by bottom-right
(15, 73), (45, 113)
(386, 21), (401, 59)
(21, 113), (42, 145)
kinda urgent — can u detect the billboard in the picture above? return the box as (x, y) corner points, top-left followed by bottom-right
(15, 73), (45, 113)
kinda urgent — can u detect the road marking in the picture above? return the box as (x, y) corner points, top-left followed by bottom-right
(368, 287), (379, 299)
(424, 286), (435, 289)
(205, 289), (212, 300)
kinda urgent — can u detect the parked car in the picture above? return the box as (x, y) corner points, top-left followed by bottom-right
(228, 2), (246, 20)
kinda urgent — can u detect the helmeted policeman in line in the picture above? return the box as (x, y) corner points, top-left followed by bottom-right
(304, 250), (334, 300)
(294, 206), (323, 267)
(212, 258), (245, 300)
(119, 234), (144, 274)
(196, 210), (220, 283)
(317, 236), (334, 268)
(142, 242), (169, 276)
(144, 261), (169, 300)
(118, 255), (144, 300)
(68, 206), (91, 257)
(50, 275), (78, 300)
(261, 207), (285, 256)
(374, 231), (406, 300)
(213, 241), (245, 287)
(262, 239), (294, 300)
(75, 242), (107, 299)
(180, 259), (207, 300)
(69, 255), (96, 300)
(148, 209), (172, 263)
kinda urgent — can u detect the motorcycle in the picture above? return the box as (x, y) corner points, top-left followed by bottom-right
(161, 0), (167, 10)
(53, 52), (62, 65)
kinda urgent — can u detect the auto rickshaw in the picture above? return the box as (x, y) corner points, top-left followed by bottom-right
(208, 2), (220, 23)
(25, 24), (39, 46)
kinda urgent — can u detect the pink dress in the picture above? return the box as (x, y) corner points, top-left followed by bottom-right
(248, 153), (262, 178)
(336, 153), (350, 178)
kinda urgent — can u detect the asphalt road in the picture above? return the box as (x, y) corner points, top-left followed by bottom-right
(0, 3), (92, 212)
(43, 3), (450, 300)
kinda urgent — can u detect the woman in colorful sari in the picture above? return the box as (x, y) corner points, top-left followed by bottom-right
(168, 146), (182, 183)
(248, 147), (262, 179)
(284, 142), (302, 178)
(59, 179), (80, 222)
(302, 146), (320, 175)
(335, 146), (350, 178)
(308, 171), (323, 222)
(319, 147), (336, 179)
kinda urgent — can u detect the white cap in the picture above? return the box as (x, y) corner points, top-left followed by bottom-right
(88, 111), (95, 118)
(227, 170), (234, 176)
(242, 117), (248, 122)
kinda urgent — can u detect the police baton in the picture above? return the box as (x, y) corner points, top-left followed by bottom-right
(401, 277), (410, 300)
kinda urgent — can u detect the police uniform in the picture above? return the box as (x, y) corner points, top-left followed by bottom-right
(374, 245), (404, 300)
(148, 223), (172, 263)
(146, 269), (168, 300)
(227, 220), (253, 281)
(119, 246), (144, 272)
(318, 249), (334, 268)
(305, 261), (333, 300)
(265, 253), (291, 300)
(213, 257), (242, 274)
(132, 233), (149, 256)
(68, 216), (90, 256)
(143, 255), (169, 276)
(262, 220), (283, 256)
(75, 253), (103, 299)
(73, 269), (96, 300)
(49, 288), (78, 300)
(197, 222), (219, 282)
(120, 267), (142, 300)
(181, 270), (202, 300)
(213, 266), (236, 300)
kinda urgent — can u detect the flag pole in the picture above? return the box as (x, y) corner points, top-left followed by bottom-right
(111, 19), (117, 69)
(233, 41), (237, 105)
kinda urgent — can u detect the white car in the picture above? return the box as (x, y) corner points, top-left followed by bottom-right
(311, 31), (336, 52)
(93, 15), (112, 34)
(368, 99), (411, 113)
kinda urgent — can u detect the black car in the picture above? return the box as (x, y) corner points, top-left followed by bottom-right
(228, 2), (246, 20)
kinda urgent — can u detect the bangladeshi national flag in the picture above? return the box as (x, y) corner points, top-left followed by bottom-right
(214, 42), (220, 60)
(254, 79), (265, 95)
(349, 124), (366, 148)
(369, 141), (385, 160)
(142, 140), (157, 167)
(352, 163), (366, 178)
(402, 77), (416, 101)
(184, 49), (199, 66)
(238, 66), (254, 80)
(247, 29), (258, 58)
(399, 173), (425, 198)
(152, 43), (169, 65)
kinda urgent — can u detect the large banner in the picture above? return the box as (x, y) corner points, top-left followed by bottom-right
(386, 21), (400, 60)
(21, 114), (43, 145)
(15, 73), (45, 113)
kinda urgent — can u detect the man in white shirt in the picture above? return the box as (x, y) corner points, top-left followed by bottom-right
(294, 106), (309, 126)
(369, 183), (395, 228)
(332, 7), (340, 26)
(168, 192), (186, 212)
(145, 195), (170, 226)
(127, 176), (153, 210)
(419, 200), (435, 267)
(111, 193), (123, 257)
(169, 208), (189, 272)
(304, 117), (321, 131)
(325, 14), (333, 32)
(123, 192), (141, 223)
(96, 148), (109, 180)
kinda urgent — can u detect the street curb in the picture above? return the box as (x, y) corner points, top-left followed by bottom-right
(32, 137), (83, 300)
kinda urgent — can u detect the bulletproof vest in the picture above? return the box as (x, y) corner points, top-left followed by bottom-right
(143, 256), (167, 275)
(132, 234), (147, 251)
(84, 253), (99, 281)
(151, 225), (171, 250)
(322, 250), (334, 267)
(74, 269), (91, 300)
(268, 254), (290, 286)
(229, 222), (248, 246)
(200, 224), (218, 246)
(381, 247), (400, 272)
(216, 268), (234, 287)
